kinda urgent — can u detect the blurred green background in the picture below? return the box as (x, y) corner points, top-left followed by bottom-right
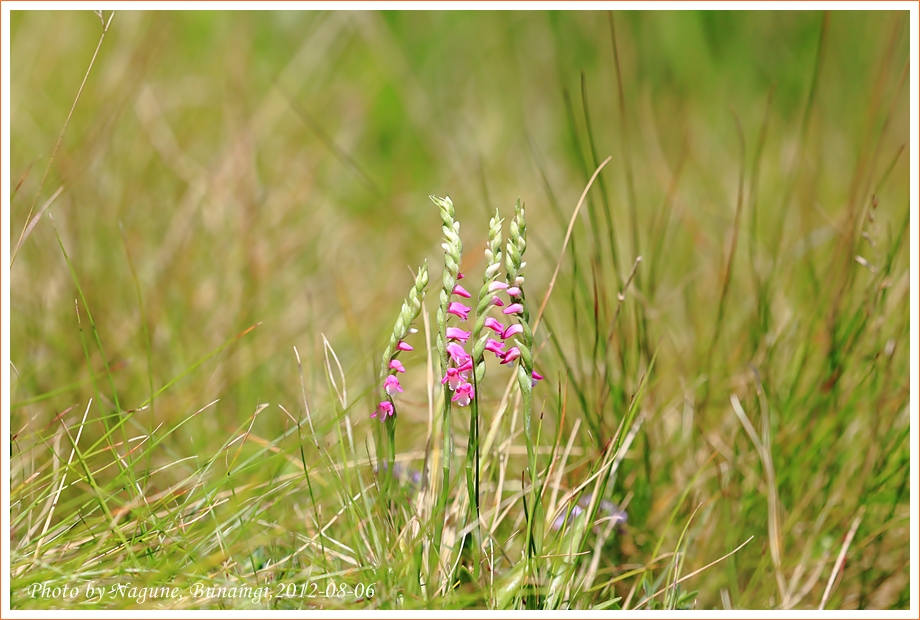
(10, 10), (911, 609)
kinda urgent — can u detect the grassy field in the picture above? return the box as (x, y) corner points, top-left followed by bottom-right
(7, 9), (912, 611)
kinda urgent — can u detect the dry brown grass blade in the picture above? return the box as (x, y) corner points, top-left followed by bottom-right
(12, 12), (115, 268)
(533, 155), (612, 334)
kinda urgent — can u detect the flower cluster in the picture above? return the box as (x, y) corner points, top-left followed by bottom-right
(440, 274), (476, 407)
(373, 263), (428, 422)
(476, 281), (543, 386)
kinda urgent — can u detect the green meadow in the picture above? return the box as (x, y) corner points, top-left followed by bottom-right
(8, 10), (911, 610)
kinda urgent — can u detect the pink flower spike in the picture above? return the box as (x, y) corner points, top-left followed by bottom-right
(384, 375), (403, 396)
(452, 382), (474, 407)
(389, 359), (406, 373)
(502, 303), (524, 315)
(500, 347), (522, 365)
(484, 317), (506, 334)
(491, 296), (505, 307)
(488, 281), (509, 293)
(446, 327), (471, 342)
(452, 284), (472, 298)
(484, 338), (506, 357)
(502, 324), (524, 340)
(448, 301), (471, 321)
(372, 401), (394, 421)
(446, 342), (471, 365)
(506, 286), (521, 297)
(396, 340), (414, 352)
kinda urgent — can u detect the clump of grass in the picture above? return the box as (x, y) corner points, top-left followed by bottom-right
(9, 9), (910, 612)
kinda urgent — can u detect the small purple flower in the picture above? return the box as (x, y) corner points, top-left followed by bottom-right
(491, 296), (505, 308)
(446, 327), (471, 342)
(396, 340), (414, 352)
(446, 341), (471, 366)
(531, 370), (544, 386)
(452, 284), (472, 298)
(484, 317), (506, 334)
(501, 324), (524, 340)
(552, 505), (584, 531)
(384, 375), (403, 396)
(389, 359), (406, 373)
(502, 303), (524, 315)
(452, 382), (474, 407)
(488, 281), (509, 293)
(484, 338), (506, 357)
(506, 286), (522, 297)
(448, 301), (471, 321)
(372, 401), (395, 421)
(500, 347), (521, 365)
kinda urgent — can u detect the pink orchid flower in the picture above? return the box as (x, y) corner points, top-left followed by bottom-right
(447, 301), (471, 321)
(372, 401), (395, 420)
(452, 284), (472, 298)
(484, 338), (506, 357)
(501, 324), (524, 340)
(484, 317), (506, 334)
(384, 375), (403, 396)
(446, 341), (471, 366)
(452, 382), (475, 407)
(502, 303), (524, 315)
(441, 367), (469, 391)
(446, 327), (471, 342)
(488, 281), (509, 292)
(500, 347), (521, 365)
(389, 359), (406, 373)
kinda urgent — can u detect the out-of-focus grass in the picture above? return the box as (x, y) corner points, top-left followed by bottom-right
(8, 10), (910, 610)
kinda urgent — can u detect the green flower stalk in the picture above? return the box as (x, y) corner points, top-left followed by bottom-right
(503, 199), (540, 566)
(430, 194), (467, 554)
(374, 262), (428, 483)
(465, 209), (504, 538)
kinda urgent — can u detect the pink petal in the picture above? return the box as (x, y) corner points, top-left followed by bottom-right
(396, 340), (413, 352)
(446, 342), (471, 365)
(452, 284), (472, 298)
(451, 382), (474, 407)
(500, 347), (521, 365)
(484, 338), (506, 357)
(488, 281), (509, 293)
(384, 375), (403, 396)
(506, 286), (521, 296)
(484, 317), (506, 334)
(373, 401), (394, 421)
(502, 303), (524, 315)
(448, 302), (471, 321)
(446, 327), (471, 342)
(491, 296), (505, 307)
(501, 324), (524, 340)
(389, 359), (406, 373)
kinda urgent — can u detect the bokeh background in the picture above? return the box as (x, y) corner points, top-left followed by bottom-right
(9, 10), (911, 609)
